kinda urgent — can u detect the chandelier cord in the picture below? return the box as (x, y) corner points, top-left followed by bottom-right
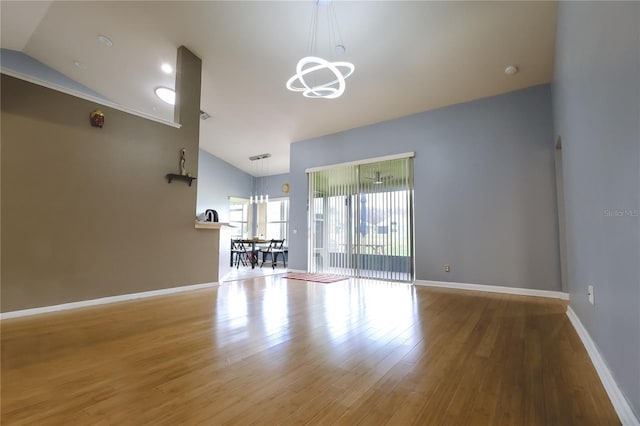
(328, 1), (345, 57)
(306, 2), (319, 58)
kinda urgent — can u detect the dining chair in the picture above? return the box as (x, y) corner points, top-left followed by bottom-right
(231, 239), (249, 268)
(259, 239), (286, 269)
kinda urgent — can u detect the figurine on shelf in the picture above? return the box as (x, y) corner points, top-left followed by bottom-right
(180, 148), (187, 176)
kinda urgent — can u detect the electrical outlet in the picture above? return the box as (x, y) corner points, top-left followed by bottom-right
(587, 285), (595, 305)
(444, 264), (450, 273)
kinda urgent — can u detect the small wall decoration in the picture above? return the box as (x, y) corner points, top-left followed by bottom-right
(90, 109), (105, 128)
(180, 148), (187, 176)
(281, 183), (290, 194)
(166, 148), (197, 186)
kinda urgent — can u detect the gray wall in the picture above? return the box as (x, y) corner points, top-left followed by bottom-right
(196, 149), (253, 222)
(290, 84), (561, 291)
(1, 47), (220, 312)
(552, 1), (640, 415)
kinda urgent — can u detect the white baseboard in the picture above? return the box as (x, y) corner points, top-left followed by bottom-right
(566, 306), (639, 425)
(0, 282), (219, 320)
(286, 269), (307, 274)
(414, 279), (569, 300)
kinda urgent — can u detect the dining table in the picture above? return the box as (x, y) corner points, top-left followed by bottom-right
(231, 238), (269, 269)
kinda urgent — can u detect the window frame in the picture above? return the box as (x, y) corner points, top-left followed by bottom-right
(265, 197), (289, 242)
(228, 196), (251, 238)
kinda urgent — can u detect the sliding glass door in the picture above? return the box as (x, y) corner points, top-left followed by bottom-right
(308, 155), (414, 282)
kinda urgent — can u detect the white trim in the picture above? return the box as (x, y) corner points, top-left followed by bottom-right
(287, 269), (307, 274)
(305, 152), (415, 173)
(0, 282), (218, 320)
(566, 306), (639, 426)
(413, 280), (570, 300)
(1, 68), (181, 128)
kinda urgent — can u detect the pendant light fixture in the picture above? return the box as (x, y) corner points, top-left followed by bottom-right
(286, 0), (355, 99)
(249, 153), (271, 204)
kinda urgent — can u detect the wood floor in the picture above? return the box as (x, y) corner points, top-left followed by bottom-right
(1, 276), (619, 425)
(223, 265), (287, 282)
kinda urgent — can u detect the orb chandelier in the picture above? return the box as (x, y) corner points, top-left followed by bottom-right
(286, 0), (355, 99)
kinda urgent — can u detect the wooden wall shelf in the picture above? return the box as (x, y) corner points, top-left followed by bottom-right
(166, 173), (197, 186)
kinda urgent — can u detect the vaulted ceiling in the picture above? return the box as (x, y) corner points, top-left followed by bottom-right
(1, 1), (557, 176)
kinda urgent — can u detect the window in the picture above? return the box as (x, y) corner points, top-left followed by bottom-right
(229, 197), (250, 238)
(266, 198), (289, 242)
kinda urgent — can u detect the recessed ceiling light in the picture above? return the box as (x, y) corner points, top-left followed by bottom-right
(504, 65), (519, 75)
(155, 87), (175, 105)
(161, 63), (173, 74)
(73, 60), (85, 69)
(97, 34), (113, 47)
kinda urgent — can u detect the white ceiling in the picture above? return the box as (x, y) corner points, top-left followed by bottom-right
(1, 1), (557, 176)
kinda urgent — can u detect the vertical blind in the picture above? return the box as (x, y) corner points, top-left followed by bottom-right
(307, 155), (414, 282)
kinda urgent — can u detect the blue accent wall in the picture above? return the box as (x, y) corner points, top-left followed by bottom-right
(196, 149), (253, 221)
(257, 173), (291, 199)
(552, 1), (640, 416)
(0, 48), (109, 101)
(290, 84), (561, 291)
